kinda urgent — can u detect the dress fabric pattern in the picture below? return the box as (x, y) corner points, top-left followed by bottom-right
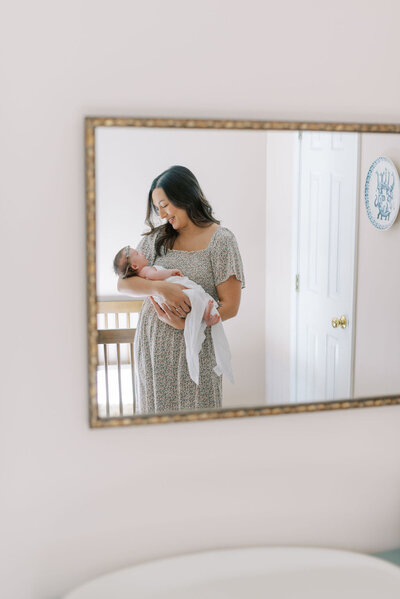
(133, 227), (245, 414)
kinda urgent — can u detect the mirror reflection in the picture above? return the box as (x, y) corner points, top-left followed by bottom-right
(94, 126), (400, 418)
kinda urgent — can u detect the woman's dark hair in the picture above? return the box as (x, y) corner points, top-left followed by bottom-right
(144, 165), (220, 256)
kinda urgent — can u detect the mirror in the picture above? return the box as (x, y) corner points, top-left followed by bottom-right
(86, 118), (400, 426)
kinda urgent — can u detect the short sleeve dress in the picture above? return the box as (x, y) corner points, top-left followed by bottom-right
(134, 226), (245, 414)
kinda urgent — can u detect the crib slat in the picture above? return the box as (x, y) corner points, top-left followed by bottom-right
(116, 343), (123, 416)
(103, 344), (110, 418)
(130, 342), (135, 414)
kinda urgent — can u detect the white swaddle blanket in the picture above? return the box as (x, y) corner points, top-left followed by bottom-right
(153, 266), (234, 385)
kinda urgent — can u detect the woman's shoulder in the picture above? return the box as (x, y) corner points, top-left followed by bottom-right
(209, 226), (238, 247)
(208, 225), (245, 287)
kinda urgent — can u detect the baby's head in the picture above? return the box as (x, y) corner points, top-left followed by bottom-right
(113, 246), (148, 278)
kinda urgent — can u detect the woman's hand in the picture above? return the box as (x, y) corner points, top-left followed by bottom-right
(157, 281), (191, 314)
(203, 300), (221, 327)
(150, 297), (186, 330)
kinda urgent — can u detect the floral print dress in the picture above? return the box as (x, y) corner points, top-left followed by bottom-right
(134, 227), (245, 414)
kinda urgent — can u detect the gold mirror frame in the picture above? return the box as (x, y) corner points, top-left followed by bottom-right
(86, 117), (400, 428)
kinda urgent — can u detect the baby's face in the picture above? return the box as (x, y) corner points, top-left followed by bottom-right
(127, 248), (148, 271)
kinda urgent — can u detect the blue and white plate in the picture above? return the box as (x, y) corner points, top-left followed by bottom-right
(365, 156), (400, 230)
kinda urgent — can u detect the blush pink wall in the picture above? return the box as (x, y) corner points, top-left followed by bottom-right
(1, 1), (400, 598)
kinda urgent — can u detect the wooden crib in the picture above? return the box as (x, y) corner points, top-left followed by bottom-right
(96, 300), (143, 418)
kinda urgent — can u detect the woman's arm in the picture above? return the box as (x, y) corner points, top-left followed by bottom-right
(216, 275), (242, 321)
(202, 275), (242, 326)
(117, 276), (191, 312)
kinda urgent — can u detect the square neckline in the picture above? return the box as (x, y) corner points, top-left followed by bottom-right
(169, 225), (221, 253)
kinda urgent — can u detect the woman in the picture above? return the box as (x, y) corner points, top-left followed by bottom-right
(118, 165), (245, 413)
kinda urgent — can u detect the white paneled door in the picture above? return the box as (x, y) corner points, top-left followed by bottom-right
(294, 132), (359, 403)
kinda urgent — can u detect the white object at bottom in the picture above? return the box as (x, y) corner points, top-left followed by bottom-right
(64, 546), (400, 599)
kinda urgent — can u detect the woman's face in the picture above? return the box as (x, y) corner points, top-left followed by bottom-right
(152, 187), (190, 231)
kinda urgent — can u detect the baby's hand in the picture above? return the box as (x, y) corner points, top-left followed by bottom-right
(203, 299), (221, 327)
(170, 269), (183, 277)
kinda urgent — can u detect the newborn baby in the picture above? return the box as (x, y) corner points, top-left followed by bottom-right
(114, 245), (234, 386)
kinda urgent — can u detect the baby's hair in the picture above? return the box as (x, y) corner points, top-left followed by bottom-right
(113, 247), (138, 278)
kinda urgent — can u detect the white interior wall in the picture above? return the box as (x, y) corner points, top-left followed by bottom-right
(354, 133), (400, 396)
(2, 1), (400, 598)
(265, 131), (297, 404)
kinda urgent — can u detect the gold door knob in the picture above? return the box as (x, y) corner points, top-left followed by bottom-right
(331, 315), (347, 329)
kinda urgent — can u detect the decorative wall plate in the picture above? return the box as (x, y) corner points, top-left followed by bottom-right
(365, 156), (400, 230)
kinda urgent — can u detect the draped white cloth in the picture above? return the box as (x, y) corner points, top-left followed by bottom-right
(153, 267), (234, 385)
